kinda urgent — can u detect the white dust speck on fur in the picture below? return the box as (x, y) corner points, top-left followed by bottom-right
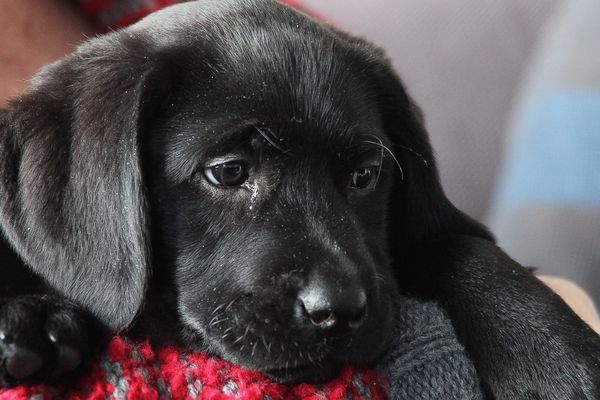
(333, 241), (340, 252)
(247, 182), (259, 210)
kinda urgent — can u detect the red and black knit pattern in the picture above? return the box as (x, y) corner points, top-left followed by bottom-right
(73, 0), (309, 33)
(0, 337), (388, 400)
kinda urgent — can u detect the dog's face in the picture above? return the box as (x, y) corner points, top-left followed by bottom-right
(0, 0), (478, 384)
(142, 6), (399, 381)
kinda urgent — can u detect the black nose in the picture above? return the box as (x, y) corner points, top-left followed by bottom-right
(296, 281), (368, 334)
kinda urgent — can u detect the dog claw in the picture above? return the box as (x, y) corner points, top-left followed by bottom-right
(47, 331), (58, 344)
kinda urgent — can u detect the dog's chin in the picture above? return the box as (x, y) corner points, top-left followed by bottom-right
(262, 363), (342, 384)
(201, 336), (348, 384)
(210, 345), (343, 384)
(186, 307), (396, 384)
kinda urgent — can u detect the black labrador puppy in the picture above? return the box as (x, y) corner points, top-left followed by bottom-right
(0, 0), (598, 397)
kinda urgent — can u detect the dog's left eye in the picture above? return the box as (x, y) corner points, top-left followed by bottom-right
(203, 162), (248, 187)
(349, 166), (377, 190)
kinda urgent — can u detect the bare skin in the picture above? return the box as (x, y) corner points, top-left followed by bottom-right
(1, 0), (598, 333)
(540, 276), (600, 333)
(0, 0), (93, 108)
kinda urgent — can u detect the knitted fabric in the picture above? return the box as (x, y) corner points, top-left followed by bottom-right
(0, 297), (483, 400)
(0, 338), (387, 400)
(378, 298), (484, 400)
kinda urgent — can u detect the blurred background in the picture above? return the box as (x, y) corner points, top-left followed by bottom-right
(301, 0), (600, 305)
(1, 0), (598, 305)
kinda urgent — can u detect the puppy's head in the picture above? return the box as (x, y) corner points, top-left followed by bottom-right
(142, 4), (402, 381)
(0, 0), (488, 383)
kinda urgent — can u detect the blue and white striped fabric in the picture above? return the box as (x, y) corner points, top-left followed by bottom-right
(489, 0), (600, 304)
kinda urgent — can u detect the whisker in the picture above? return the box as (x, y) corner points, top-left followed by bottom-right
(210, 302), (226, 317)
(209, 317), (229, 327)
(361, 139), (404, 181)
(226, 298), (236, 311)
(371, 272), (387, 291)
(208, 314), (221, 326)
(361, 134), (385, 189)
(243, 323), (252, 340)
(233, 335), (245, 345)
(254, 125), (288, 153)
(373, 272), (386, 282)
(261, 335), (271, 354)
(396, 144), (429, 167)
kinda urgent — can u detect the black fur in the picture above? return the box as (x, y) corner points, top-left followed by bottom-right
(0, 0), (598, 397)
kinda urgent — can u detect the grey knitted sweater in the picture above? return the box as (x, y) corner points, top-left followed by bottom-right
(377, 297), (484, 399)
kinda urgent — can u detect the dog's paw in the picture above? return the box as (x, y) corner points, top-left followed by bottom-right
(0, 295), (91, 387)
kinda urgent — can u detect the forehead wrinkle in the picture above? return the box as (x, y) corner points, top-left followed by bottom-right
(194, 10), (387, 168)
(267, 62), (375, 156)
(211, 12), (361, 128)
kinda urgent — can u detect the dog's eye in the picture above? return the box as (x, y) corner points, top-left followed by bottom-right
(349, 166), (376, 190)
(203, 162), (248, 187)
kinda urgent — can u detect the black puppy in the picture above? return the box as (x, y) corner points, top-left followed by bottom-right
(0, 0), (598, 397)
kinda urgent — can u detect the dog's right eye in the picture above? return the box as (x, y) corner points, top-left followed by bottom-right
(349, 166), (377, 190)
(203, 162), (248, 187)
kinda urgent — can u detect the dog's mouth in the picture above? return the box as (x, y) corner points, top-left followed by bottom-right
(181, 284), (396, 384)
(202, 318), (391, 384)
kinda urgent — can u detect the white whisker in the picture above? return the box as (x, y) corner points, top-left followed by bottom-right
(396, 144), (429, 166)
(362, 134), (385, 189)
(255, 125), (288, 153)
(361, 139), (404, 181)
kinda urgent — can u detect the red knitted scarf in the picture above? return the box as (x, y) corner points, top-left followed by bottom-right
(0, 337), (388, 399)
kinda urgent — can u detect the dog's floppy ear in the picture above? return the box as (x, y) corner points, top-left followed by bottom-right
(363, 54), (493, 247)
(0, 34), (167, 331)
